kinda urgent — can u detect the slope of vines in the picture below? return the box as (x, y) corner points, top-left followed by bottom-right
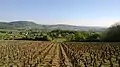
(0, 41), (120, 67)
(62, 42), (120, 67)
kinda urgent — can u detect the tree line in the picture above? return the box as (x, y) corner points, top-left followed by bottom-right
(0, 23), (120, 42)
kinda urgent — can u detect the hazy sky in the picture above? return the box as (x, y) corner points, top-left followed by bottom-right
(0, 0), (120, 27)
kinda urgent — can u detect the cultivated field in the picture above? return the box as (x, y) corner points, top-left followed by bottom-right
(0, 41), (120, 67)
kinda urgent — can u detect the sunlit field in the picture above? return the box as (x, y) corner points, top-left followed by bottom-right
(0, 40), (120, 67)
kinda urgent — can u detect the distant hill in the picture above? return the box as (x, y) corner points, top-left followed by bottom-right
(0, 22), (13, 29)
(0, 21), (43, 29)
(46, 24), (106, 31)
(0, 21), (106, 31)
(9, 21), (43, 29)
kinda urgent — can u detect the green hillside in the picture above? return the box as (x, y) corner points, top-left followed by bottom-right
(0, 21), (106, 31)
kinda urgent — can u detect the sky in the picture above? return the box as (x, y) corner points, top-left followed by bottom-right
(0, 0), (120, 27)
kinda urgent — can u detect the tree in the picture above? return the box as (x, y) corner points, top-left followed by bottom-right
(103, 23), (120, 42)
(86, 32), (101, 42)
(67, 33), (75, 41)
(43, 35), (52, 41)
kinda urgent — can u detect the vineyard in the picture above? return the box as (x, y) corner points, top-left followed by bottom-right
(0, 41), (120, 67)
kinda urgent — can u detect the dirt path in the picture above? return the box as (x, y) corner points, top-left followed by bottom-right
(52, 43), (61, 67)
(36, 43), (54, 66)
(60, 43), (73, 67)
(41, 43), (57, 67)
